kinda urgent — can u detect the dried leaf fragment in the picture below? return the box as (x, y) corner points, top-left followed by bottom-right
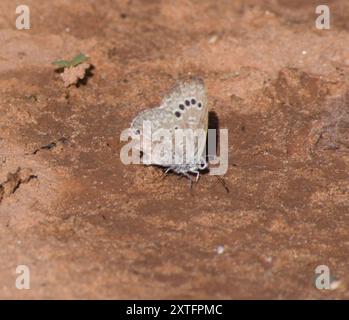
(60, 62), (91, 87)
(0, 167), (37, 203)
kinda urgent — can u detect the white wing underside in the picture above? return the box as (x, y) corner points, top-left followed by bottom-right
(130, 78), (208, 168)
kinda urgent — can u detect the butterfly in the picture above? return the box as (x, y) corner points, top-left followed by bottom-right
(130, 78), (209, 183)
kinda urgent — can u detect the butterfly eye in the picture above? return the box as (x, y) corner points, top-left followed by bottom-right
(191, 98), (196, 105)
(197, 102), (202, 108)
(175, 111), (181, 118)
(185, 100), (190, 106)
(174, 126), (178, 130)
(179, 104), (185, 110)
(134, 129), (140, 135)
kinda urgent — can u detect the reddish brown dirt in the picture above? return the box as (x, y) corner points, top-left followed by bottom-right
(0, 0), (349, 299)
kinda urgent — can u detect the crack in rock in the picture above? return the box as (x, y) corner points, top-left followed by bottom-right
(32, 137), (69, 155)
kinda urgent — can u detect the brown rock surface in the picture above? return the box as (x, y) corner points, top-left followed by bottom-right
(0, 0), (348, 299)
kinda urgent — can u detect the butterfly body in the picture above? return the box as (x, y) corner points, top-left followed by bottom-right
(130, 78), (208, 182)
(165, 157), (208, 180)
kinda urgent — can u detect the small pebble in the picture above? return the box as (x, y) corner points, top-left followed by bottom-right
(216, 245), (225, 255)
(208, 34), (218, 44)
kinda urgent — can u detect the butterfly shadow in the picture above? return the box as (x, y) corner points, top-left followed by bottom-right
(205, 111), (220, 173)
(207, 111), (231, 193)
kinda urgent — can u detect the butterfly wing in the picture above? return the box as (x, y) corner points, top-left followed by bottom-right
(160, 78), (208, 162)
(130, 78), (208, 167)
(130, 107), (176, 166)
(131, 108), (177, 135)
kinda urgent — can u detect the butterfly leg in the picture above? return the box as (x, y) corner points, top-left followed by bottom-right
(179, 172), (193, 188)
(194, 171), (200, 182)
(161, 167), (172, 180)
(189, 170), (200, 182)
(182, 172), (192, 180)
(189, 175), (196, 189)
